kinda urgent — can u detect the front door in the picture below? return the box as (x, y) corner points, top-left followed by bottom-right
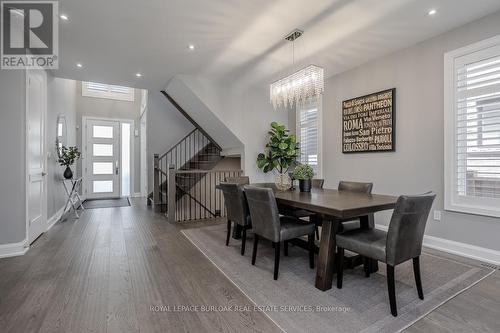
(27, 70), (47, 243)
(85, 119), (120, 198)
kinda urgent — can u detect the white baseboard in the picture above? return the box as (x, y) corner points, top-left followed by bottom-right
(375, 224), (500, 266)
(0, 239), (29, 259)
(130, 192), (143, 198)
(47, 206), (65, 231)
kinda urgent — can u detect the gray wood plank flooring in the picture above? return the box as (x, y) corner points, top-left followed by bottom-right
(0, 198), (498, 333)
(0, 200), (281, 333)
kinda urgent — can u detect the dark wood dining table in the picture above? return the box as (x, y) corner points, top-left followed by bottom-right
(249, 183), (398, 291)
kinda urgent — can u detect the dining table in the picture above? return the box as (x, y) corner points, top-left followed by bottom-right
(247, 183), (398, 291)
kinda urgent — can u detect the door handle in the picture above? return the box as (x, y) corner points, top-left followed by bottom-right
(42, 172), (47, 176)
(115, 161), (119, 175)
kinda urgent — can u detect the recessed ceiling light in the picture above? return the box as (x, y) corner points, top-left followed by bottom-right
(76, 63), (82, 68)
(135, 73), (142, 77)
(60, 14), (69, 21)
(188, 44), (195, 50)
(428, 9), (437, 16)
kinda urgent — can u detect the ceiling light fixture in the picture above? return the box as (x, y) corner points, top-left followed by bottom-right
(188, 44), (195, 50)
(76, 63), (82, 68)
(135, 73), (142, 77)
(428, 9), (437, 16)
(270, 29), (324, 110)
(60, 14), (69, 20)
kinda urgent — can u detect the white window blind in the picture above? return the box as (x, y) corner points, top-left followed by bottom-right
(82, 82), (135, 102)
(296, 97), (321, 176)
(445, 37), (500, 217)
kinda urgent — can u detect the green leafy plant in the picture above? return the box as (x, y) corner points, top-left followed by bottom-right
(58, 146), (81, 167)
(257, 122), (299, 173)
(292, 164), (314, 180)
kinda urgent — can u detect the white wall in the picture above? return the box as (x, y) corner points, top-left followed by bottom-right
(0, 70), (26, 245)
(168, 76), (290, 182)
(46, 77), (77, 218)
(320, 11), (500, 251)
(146, 90), (194, 192)
(227, 86), (290, 182)
(0, 73), (77, 246)
(167, 76), (243, 152)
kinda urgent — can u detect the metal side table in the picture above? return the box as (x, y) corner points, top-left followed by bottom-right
(61, 178), (85, 219)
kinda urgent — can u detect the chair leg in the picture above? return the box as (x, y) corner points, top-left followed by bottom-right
(308, 233), (315, 269)
(284, 240), (289, 256)
(226, 220), (231, 246)
(241, 228), (247, 256)
(363, 257), (370, 278)
(413, 257), (424, 300)
(273, 242), (280, 280)
(251, 235), (259, 265)
(387, 265), (397, 317)
(337, 247), (344, 289)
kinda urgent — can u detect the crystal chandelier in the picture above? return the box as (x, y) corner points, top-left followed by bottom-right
(270, 29), (324, 110)
(270, 65), (324, 110)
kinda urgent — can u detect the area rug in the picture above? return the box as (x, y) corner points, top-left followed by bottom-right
(82, 198), (131, 209)
(181, 224), (495, 333)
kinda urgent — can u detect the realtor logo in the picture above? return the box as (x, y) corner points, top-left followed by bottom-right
(1, 1), (58, 69)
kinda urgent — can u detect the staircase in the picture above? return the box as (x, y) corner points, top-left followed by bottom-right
(148, 126), (224, 207)
(148, 92), (225, 213)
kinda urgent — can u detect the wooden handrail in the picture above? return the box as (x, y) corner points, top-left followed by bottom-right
(161, 90), (222, 151)
(158, 128), (197, 160)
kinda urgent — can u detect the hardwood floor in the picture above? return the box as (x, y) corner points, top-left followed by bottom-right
(0, 199), (498, 333)
(0, 200), (281, 333)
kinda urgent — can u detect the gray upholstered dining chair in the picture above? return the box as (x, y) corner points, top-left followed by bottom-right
(244, 186), (316, 280)
(336, 192), (436, 317)
(294, 180), (372, 239)
(337, 181), (374, 232)
(219, 182), (252, 255)
(225, 176), (250, 185)
(289, 179), (324, 239)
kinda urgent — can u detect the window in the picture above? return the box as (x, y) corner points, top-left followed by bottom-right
(445, 35), (500, 217)
(296, 97), (322, 177)
(82, 81), (135, 102)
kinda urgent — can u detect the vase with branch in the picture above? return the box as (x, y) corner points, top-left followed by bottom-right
(257, 122), (299, 191)
(58, 145), (81, 179)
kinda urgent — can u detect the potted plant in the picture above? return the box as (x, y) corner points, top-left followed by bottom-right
(292, 164), (314, 192)
(257, 122), (299, 191)
(58, 145), (81, 179)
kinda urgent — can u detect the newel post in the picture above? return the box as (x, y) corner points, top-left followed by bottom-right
(167, 164), (176, 222)
(153, 154), (160, 206)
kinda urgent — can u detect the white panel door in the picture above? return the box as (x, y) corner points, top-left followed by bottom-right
(85, 119), (120, 198)
(27, 70), (47, 244)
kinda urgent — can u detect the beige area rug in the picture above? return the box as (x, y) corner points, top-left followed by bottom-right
(182, 224), (495, 333)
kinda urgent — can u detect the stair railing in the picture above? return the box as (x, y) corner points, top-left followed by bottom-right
(167, 169), (243, 222)
(153, 128), (220, 209)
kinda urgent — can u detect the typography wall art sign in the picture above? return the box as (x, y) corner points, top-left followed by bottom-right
(342, 88), (395, 153)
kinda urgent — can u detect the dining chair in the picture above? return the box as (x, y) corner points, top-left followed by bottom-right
(225, 176), (250, 185)
(289, 179), (324, 239)
(219, 182), (252, 255)
(244, 186), (316, 280)
(337, 181), (374, 232)
(336, 192), (436, 316)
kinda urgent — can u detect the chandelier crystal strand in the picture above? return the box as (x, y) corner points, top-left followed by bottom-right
(270, 65), (324, 110)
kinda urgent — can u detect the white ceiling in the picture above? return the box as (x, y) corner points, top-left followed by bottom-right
(54, 0), (500, 91)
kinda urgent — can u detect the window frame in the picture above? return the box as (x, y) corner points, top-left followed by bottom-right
(82, 81), (135, 102)
(295, 96), (323, 178)
(444, 35), (500, 218)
